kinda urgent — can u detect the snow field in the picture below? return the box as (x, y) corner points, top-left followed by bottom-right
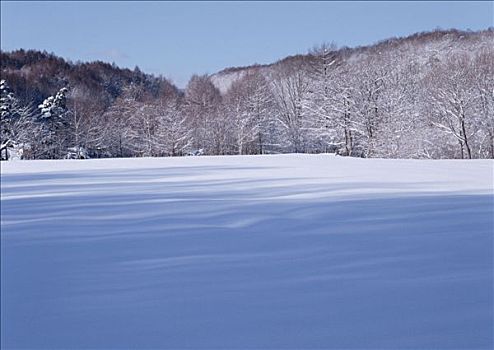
(1, 154), (493, 348)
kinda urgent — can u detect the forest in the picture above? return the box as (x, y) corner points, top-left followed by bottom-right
(1, 28), (493, 160)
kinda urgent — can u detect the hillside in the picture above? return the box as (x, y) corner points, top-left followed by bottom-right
(1, 154), (493, 348)
(210, 28), (494, 94)
(0, 49), (179, 108)
(2, 29), (491, 103)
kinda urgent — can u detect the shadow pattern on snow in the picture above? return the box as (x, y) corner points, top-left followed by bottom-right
(1, 164), (493, 349)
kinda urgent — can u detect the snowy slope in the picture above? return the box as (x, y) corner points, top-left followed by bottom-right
(210, 69), (247, 94)
(1, 154), (493, 349)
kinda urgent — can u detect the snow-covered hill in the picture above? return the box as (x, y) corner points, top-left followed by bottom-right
(210, 68), (249, 94)
(1, 154), (493, 348)
(209, 29), (493, 95)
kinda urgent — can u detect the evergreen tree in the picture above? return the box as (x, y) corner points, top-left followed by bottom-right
(38, 87), (69, 158)
(1, 80), (33, 160)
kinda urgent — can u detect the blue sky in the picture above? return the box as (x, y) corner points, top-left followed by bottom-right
(1, 1), (492, 87)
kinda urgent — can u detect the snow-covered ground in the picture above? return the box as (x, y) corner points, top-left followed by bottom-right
(1, 154), (493, 349)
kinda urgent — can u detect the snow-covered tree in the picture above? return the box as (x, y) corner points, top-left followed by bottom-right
(370, 58), (424, 158)
(472, 47), (494, 158)
(350, 59), (389, 157)
(242, 71), (275, 154)
(424, 53), (479, 159)
(223, 70), (274, 155)
(1, 80), (34, 160)
(38, 87), (70, 158)
(184, 75), (223, 155)
(271, 63), (310, 153)
(101, 85), (142, 157)
(303, 45), (360, 154)
(153, 98), (192, 156)
(64, 87), (108, 158)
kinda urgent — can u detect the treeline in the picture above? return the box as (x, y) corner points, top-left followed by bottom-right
(1, 28), (493, 160)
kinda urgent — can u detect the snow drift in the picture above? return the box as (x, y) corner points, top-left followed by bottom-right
(1, 154), (493, 349)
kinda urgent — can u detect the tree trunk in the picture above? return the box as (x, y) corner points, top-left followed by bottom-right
(459, 140), (464, 159)
(238, 140), (243, 155)
(119, 136), (123, 157)
(258, 132), (263, 155)
(344, 127), (353, 156)
(489, 131), (494, 159)
(460, 119), (472, 159)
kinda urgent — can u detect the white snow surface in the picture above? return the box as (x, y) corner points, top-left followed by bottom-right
(210, 70), (247, 94)
(1, 154), (493, 349)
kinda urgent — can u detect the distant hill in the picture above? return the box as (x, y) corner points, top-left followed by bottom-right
(2, 29), (492, 103)
(210, 28), (494, 94)
(0, 49), (179, 109)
